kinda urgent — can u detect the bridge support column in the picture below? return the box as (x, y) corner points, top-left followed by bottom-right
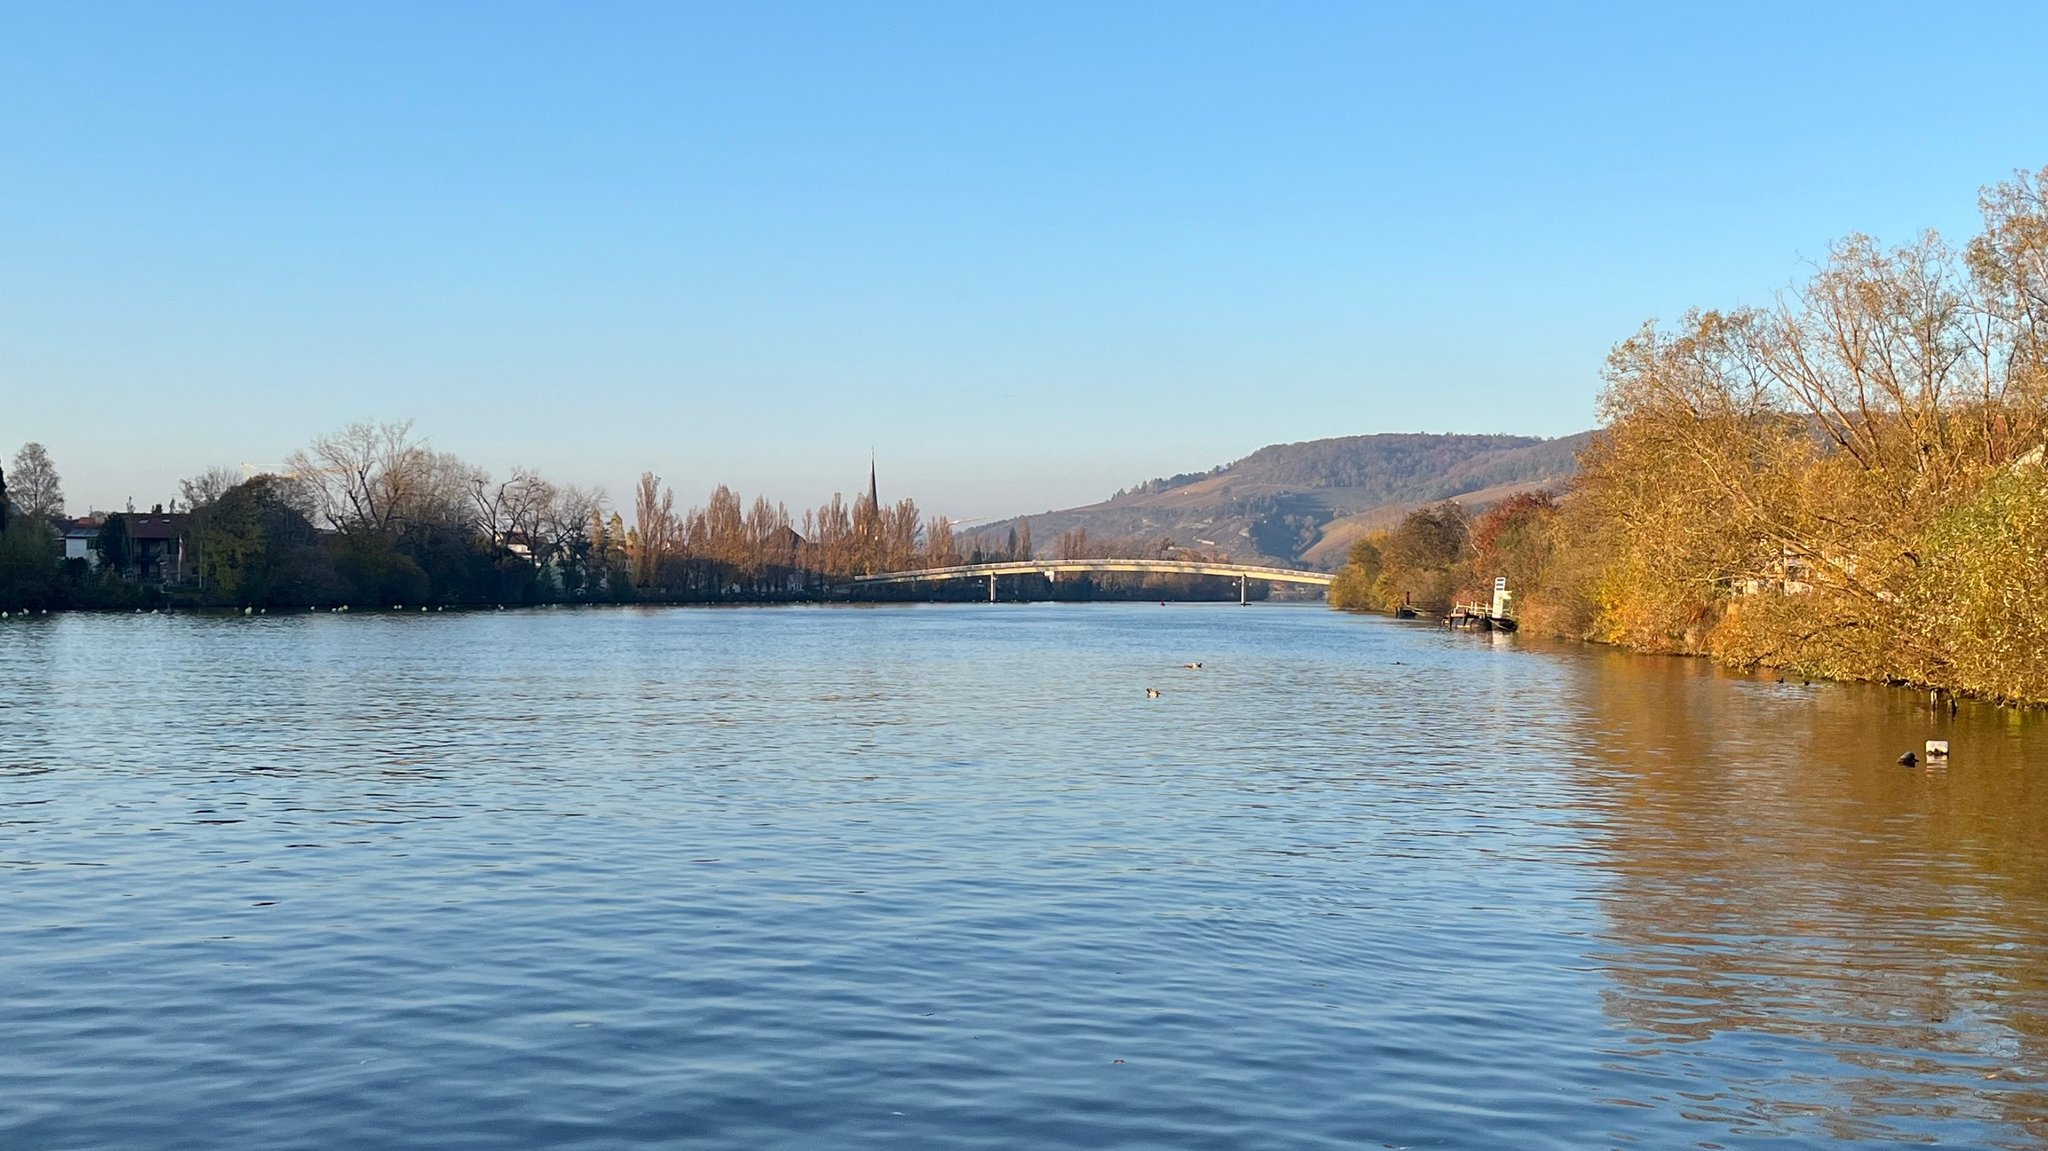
(1240, 574), (1247, 606)
(989, 573), (996, 603)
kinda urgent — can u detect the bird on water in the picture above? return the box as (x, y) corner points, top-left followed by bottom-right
(1145, 688), (1161, 699)
(1898, 751), (1919, 766)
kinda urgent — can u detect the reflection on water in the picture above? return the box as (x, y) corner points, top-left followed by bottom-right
(1551, 643), (2048, 1145)
(1, 607), (2045, 1150)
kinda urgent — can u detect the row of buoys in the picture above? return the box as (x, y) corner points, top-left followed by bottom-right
(10, 602), (522, 618)
(7, 603), (483, 617)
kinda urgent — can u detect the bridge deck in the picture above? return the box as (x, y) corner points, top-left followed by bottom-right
(848, 559), (1333, 587)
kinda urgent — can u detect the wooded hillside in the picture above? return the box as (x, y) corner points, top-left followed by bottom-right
(968, 431), (1589, 569)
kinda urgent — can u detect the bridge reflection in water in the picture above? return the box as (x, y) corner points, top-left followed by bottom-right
(846, 559), (1333, 603)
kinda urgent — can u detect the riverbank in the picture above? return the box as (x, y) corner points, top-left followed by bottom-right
(1326, 166), (2048, 707)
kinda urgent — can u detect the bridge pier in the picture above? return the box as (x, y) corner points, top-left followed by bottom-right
(1239, 574), (1247, 606)
(989, 573), (996, 602)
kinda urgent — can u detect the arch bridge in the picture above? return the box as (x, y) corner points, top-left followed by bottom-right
(847, 559), (1333, 603)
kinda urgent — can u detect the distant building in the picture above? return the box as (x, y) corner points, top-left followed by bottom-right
(768, 524), (808, 594)
(1735, 546), (1827, 597)
(127, 511), (192, 583)
(62, 517), (102, 567)
(766, 523), (805, 565)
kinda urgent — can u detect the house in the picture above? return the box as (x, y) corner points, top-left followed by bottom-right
(62, 518), (101, 567)
(126, 511), (192, 583)
(1735, 544), (1860, 598)
(768, 525), (809, 594)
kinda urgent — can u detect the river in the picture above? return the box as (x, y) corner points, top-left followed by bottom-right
(3, 604), (2044, 1149)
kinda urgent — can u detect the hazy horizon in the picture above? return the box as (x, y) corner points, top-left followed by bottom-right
(6, 3), (2044, 521)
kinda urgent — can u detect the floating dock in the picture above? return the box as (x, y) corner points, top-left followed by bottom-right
(1443, 601), (1517, 632)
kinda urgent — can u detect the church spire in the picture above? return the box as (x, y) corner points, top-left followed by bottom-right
(867, 454), (878, 513)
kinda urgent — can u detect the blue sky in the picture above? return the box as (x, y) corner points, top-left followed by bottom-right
(3, 3), (2044, 522)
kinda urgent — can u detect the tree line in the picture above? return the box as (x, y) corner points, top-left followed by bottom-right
(0, 423), (1043, 610)
(0, 421), (1286, 611)
(621, 469), (961, 597)
(1331, 165), (2048, 704)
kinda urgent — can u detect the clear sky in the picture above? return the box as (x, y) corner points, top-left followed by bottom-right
(3, 3), (2044, 523)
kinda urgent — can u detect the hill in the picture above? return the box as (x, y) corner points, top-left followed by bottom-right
(965, 431), (1593, 570)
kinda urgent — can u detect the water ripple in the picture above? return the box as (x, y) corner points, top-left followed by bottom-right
(2, 606), (2046, 1148)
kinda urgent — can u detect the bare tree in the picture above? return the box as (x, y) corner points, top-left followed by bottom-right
(808, 494), (854, 578)
(925, 515), (958, 567)
(179, 465), (243, 511)
(465, 465), (607, 584)
(535, 483), (606, 582)
(469, 466), (555, 551)
(744, 495), (792, 588)
(631, 472), (677, 587)
(9, 442), (63, 521)
(286, 420), (438, 535)
(703, 485), (746, 572)
(882, 498), (921, 571)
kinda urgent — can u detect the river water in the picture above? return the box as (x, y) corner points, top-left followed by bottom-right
(2, 604), (2044, 1150)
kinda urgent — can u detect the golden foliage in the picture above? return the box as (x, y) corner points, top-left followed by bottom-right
(1327, 534), (1385, 611)
(1529, 165), (2048, 702)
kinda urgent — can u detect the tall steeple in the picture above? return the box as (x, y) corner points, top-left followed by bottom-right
(867, 454), (879, 513)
